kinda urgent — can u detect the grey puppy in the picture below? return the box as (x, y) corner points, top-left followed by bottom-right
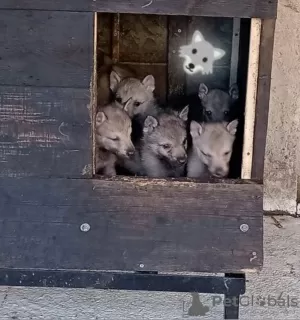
(95, 103), (135, 176)
(187, 120), (238, 179)
(110, 71), (158, 121)
(198, 83), (239, 122)
(138, 106), (189, 178)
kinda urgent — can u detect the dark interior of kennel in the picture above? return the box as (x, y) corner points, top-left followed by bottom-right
(0, 2), (277, 318)
(96, 14), (251, 178)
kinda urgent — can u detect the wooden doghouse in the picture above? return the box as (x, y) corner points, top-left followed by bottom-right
(0, 1), (277, 319)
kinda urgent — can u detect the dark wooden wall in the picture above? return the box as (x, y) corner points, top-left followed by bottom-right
(0, 5), (270, 277)
(0, 11), (93, 178)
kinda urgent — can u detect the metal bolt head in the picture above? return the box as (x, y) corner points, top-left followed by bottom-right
(240, 224), (249, 232)
(139, 263), (144, 268)
(178, 29), (182, 33)
(80, 223), (91, 232)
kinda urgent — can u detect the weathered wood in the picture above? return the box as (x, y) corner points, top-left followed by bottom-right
(0, 10), (93, 87)
(0, 86), (92, 178)
(241, 19), (262, 180)
(119, 14), (167, 63)
(0, 269), (246, 294)
(252, 19), (276, 180)
(167, 16), (187, 108)
(0, 0), (278, 18)
(0, 177), (263, 273)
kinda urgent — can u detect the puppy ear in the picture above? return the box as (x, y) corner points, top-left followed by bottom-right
(198, 83), (208, 100)
(229, 83), (239, 100)
(213, 48), (225, 60)
(226, 119), (239, 135)
(143, 115), (158, 134)
(192, 30), (204, 43)
(110, 71), (121, 92)
(123, 98), (132, 113)
(142, 75), (155, 92)
(190, 121), (203, 139)
(95, 111), (107, 126)
(179, 105), (189, 122)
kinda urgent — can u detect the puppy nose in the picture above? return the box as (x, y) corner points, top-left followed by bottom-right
(213, 168), (226, 177)
(127, 149), (135, 157)
(188, 63), (195, 69)
(177, 156), (187, 164)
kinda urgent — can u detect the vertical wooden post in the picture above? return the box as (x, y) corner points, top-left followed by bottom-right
(241, 19), (262, 179)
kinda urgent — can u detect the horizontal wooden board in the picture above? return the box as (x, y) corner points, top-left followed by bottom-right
(0, 10), (93, 87)
(0, 86), (92, 178)
(0, 177), (263, 273)
(0, 269), (246, 294)
(0, 1), (278, 18)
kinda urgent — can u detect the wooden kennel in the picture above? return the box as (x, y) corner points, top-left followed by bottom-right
(0, 1), (277, 319)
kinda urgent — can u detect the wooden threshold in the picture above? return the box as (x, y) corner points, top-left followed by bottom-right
(0, 177), (263, 273)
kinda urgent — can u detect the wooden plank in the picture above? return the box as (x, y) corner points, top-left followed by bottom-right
(0, 10), (93, 88)
(118, 14), (167, 64)
(0, 269), (246, 294)
(0, 1), (278, 18)
(0, 86), (92, 178)
(251, 19), (276, 180)
(167, 16), (187, 108)
(0, 177), (263, 273)
(241, 19), (262, 179)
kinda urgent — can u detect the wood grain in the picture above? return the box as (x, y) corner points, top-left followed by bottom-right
(251, 19), (276, 180)
(0, 177), (263, 273)
(0, 0), (278, 18)
(167, 16), (187, 108)
(0, 10), (93, 87)
(118, 14), (167, 63)
(0, 86), (92, 178)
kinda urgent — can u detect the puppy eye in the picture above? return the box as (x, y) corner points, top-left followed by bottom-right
(182, 138), (187, 146)
(224, 111), (229, 115)
(205, 110), (212, 116)
(162, 144), (171, 149)
(224, 151), (230, 156)
(202, 57), (208, 63)
(115, 97), (122, 104)
(192, 48), (197, 54)
(110, 137), (120, 141)
(201, 150), (211, 158)
(134, 101), (141, 107)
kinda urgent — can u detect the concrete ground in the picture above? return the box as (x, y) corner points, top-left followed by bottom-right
(1, 216), (300, 320)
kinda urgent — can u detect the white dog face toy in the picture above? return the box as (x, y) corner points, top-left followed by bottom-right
(179, 30), (225, 75)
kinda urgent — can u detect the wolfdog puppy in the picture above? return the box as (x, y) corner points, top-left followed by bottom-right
(95, 103), (135, 176)
(110, 71), (158, 120)
(198, 83), (239, 122)
(187, 120), (238, 178)
(137, 106), (189, 178)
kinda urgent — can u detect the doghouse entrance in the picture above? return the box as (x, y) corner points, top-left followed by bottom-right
(95, 13), (251, 179)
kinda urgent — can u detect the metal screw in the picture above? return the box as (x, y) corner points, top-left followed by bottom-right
(240, 224), (249, 232)
(178, 29), (182, 33)
(80, 223), (91, 232)
(172, 50), (176, 54)
(139, 263), (144, 268)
